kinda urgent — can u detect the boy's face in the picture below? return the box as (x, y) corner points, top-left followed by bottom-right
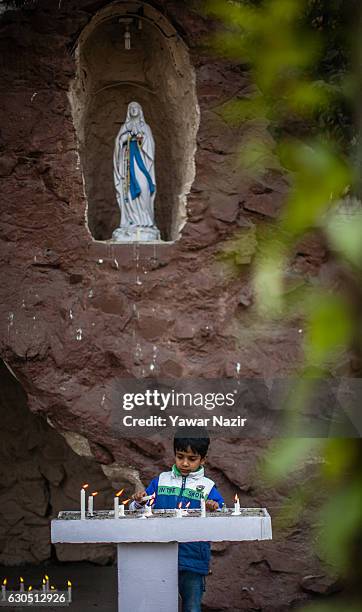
(175, 446), (205, 476)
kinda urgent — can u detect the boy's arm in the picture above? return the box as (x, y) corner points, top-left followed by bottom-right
(129, 477), (159, 510)
(206, 484), (224, 510)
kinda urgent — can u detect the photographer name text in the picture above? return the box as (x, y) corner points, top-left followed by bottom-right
(122, 415), (247, 428)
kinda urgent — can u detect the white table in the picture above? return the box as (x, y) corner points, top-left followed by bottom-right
(51, 509), (272, 611)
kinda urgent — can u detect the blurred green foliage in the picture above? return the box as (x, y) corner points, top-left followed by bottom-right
(204, 0), (362, 607)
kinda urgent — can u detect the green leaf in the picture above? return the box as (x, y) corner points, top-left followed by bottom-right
(263, 438), (319, 481)
(326, 204), (362, 268)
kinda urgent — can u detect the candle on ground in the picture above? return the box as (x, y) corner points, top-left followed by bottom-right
(20, 577), (24, 592)
(2, 579), (6, 602)
(67, 580), (72, 603)
(114, 489), (124, 519)
(233, 494), (241, 515)
(44, 575), (49, 592)
(88, 491), (98, 515)
(200, 497), (206, 518)
(80, 483), (89, 520)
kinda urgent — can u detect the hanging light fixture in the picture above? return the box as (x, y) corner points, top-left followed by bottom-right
(119, 18), (133, 50)
(125, 25), (131, 50)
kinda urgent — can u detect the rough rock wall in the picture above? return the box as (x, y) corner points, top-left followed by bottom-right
(0, 0), (338, 610)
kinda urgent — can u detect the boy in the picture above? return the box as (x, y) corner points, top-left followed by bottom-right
(130, 427), (224, 612)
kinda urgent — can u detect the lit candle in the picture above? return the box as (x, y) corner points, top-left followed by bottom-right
(176, 501), (183, 518)
(200, 497), (206, 518)
(88, 491), (98, 515)
(67, 580), (72, 603)
(28, 586), (32, 592)
(114, 489), (124, 519)
(145, 497), (155, 516)
(2, 579), (6, 602)
(121, 498), (130, 517)
(42, 578), (46, 592)
(184, 501), (191, 515)
(44, 575), (49, 592)
(80, 483), (89, 520)
(233, 494), (241, 515)
(20, 577), (24, 592)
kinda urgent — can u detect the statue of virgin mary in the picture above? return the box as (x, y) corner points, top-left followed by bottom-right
(112, 101), (160, 242)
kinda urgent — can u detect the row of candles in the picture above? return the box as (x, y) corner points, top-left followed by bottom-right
(80, 484), (131, 519)
(80, 484), (242, 518)
(2, 577), (72, 600)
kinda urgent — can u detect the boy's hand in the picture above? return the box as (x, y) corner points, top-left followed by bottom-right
(206, 500), (219, 511)
(132, 490), (147, 505)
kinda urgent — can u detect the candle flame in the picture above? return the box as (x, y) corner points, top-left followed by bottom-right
(178, 501), (182, 509)
(122, 498), (130, 505)
(149, 498), (155, 507)
(92, 491), (98, 497)
(82, 483), (89, 489)
(51, 586), (55, 590)
(186, 501), (191, 509)
(28, 586), (32, 591)
(20, 577), (24, 583)
(2, 578), (7, 586)
(116, 488), (124, 497)
(67, 580), (72, 587)
(234, 494), (239, 503)
(45, 575), (49, 581)
(42, 578), (46, 585)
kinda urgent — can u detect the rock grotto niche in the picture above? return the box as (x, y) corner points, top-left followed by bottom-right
(69, 1), (199, 242)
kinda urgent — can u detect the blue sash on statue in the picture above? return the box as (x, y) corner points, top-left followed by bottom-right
(129, 138), (155, 201)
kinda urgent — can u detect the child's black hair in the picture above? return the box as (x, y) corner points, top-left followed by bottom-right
(173, 426), (210, 458)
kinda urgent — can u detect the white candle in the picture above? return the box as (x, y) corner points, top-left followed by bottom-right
(119, 504), (125, 517)
(114, 496), (119, 519)
(200, 498), (206, 518)
(233, 494), (241, 515)
(42, 579), (46, 592)
(88, 491), (98, 516)
(80, 484), (88, 520)
(114, 489), (124, 519)
(67, 580), (72, 603)
(20, 577), (24, 592)
(176, 502), (183, 518)
(2, 579), (6, 602)
(45, 575), (49, 592)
